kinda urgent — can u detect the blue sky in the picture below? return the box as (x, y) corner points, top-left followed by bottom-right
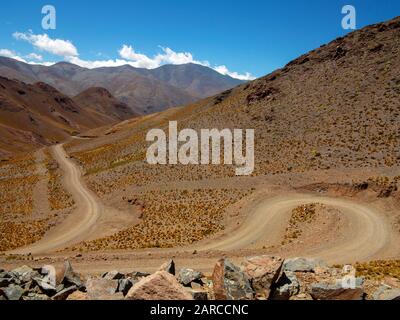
(0, 0), (399, 79)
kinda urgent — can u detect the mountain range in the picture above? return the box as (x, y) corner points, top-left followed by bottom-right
(0, 57), (244, 157)
(0, 58), (244, 114)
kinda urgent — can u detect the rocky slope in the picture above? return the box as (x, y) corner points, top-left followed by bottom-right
(1, 256), (399, 300)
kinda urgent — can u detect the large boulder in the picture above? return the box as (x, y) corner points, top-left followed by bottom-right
(283, 258), (327, 273)
(159, 260), (176, 275)
(41, 261), (85, 289)
(66, 291), (89, 300)
(3, 284), (25, 300)
(311, 278), (364, 300)
(125, 271), (193, 300)
(177, 268), (203, 287)
(242, 255), (283, 298)
(61, 261), (85, 289)
(271, 271), (300, 300)
(102, 270), (125, 280)
(85, 278), (122, 300)
(52, 285), (78, 300)
(11, 266), (39, 283)
(117, 278), (135, 296)
(212, 259), (254, 300)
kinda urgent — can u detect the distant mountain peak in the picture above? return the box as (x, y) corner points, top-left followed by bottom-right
(0, 58), (245, 114)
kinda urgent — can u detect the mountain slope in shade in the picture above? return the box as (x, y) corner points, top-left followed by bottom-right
(73, 87), (139, 121)
(0, 58), (245, 114)
(0, 77), (136, 157)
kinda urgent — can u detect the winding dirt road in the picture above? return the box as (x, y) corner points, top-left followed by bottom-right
(195, 195), (392, 263)
(10, 144), (393, 264)
(11, 144), (103, 255)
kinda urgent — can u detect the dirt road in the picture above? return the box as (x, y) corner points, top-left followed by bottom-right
(194, 194), (392, 264)
(10, 144), (103, 255)
(9, 145), (393, 266)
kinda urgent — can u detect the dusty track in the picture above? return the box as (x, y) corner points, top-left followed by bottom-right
(9, 145), (394, 265)
(10, 144), (103, 255)
(195, 194), (392, 264)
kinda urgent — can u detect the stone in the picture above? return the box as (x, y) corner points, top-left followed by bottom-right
(311, 278), (364, 300)
(23, 279), (38, 290)
(0, 278), (12, 287)
(290, 293), (313, 300)
(3, 284), (25, 300)
(11, 265), (39, 283)
(283, 257), (328, 273)
(117, 278), (134, 295)
(102, 270), (125, 280)
(23, 293), (50, 300)
(127, 271), (150, 280)
(185, 288), (208, 300)
(0, 271), (12, 279)
(271, 271), (300, 300)
(191, 282), (203, 290)
(212, 259), (254, 300)
(159, 260), (176, 275)
(52, 285), (78, 300)
(373, 285), (400, 300)
(177, 268), (203, 286)
(66, 291), (88, 300)
(33, 277), (57, 294)
(62, 261), (85, 289)
(125, 271), (193, 300)
(242, 255), (283, 298)
(86, 278), (119, 300)
(11, 265), (34, 276)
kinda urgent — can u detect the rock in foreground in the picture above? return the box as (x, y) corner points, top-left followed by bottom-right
(125, 271), (193, 300)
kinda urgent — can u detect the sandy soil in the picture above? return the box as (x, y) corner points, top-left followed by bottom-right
(9, 144), (138, 255)
(4, 143), (399, 275)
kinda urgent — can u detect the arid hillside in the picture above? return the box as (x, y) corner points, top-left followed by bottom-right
(55, 17), (400, 253)
(68, 16), (400, 186)
(73, 87), (138, 121)
(1, 16), (399, 261)
(0, 78), (136, 157)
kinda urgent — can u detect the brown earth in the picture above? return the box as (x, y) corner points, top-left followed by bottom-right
(1, 17), (400, 277)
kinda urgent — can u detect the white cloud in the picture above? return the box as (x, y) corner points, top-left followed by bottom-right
(156, 47), (209, 66)
(117, 45), (253, 80)
(118, 45), (160, 69)
(13, 31), (78, 57)
(213, 65), (255, 81)
(9, 31), (255, 80)
(26, 53), (43, 61)
(0, 49), (27, 62)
